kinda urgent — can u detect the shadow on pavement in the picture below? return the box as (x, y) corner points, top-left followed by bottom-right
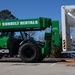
(0, 58), (66, 63)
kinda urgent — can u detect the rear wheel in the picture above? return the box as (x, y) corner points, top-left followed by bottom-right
(19, 43), (40, 63)
(0, 55), (3, 59)
(0, 47), (3, 59)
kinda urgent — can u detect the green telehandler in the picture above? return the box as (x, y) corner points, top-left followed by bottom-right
(0, 17), (60, 62)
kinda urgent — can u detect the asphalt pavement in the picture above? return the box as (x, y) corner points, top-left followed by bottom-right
(0, 58), (75, 75)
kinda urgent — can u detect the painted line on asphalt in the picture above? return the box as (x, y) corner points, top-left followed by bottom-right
(50, 63), (56, 67)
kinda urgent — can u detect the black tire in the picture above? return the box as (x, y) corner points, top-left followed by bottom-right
(0, 55), (3, 59)
(0, 47), (3, 59)
(19, 43), (40, 63)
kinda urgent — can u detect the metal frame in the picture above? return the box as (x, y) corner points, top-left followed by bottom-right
(61, 5), (75, 52)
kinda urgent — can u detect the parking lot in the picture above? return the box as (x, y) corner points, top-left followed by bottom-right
(0, 58), (75, 75)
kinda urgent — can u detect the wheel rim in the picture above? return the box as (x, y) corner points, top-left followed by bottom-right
(22, 47), (35, 59)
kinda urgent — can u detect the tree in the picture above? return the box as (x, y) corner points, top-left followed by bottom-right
(0, 10), (17, 41)
(0, 10), (17, 20)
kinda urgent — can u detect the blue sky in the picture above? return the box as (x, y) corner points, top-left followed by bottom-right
(0, 0), (75, 21)
(0, 0), (75, 40)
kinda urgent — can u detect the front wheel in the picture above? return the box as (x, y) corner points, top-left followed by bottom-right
(19, 43), (40, 63)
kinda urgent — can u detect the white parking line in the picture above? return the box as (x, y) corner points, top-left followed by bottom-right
(50, 63), (56, 67)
